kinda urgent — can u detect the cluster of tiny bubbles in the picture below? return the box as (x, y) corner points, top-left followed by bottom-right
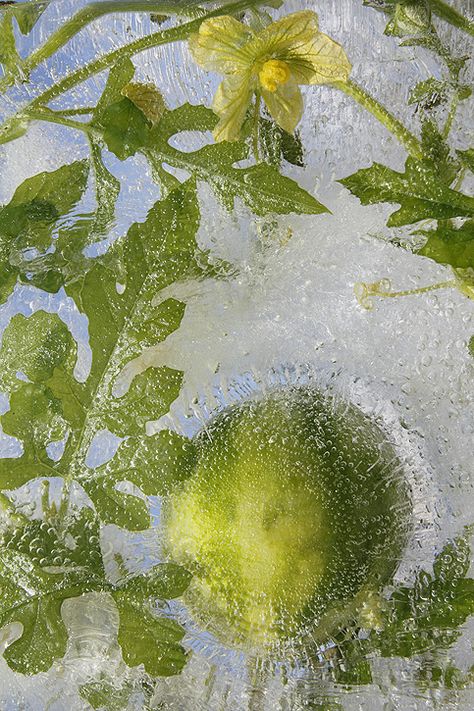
(153, 361), (439, 708)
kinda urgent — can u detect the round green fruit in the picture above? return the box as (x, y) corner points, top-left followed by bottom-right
(165, 387), (410, 650)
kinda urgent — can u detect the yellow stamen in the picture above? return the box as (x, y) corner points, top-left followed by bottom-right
(259, 59), (291, 93)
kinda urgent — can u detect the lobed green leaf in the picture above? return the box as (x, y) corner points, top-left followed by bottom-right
(376, 532), (474, 657)
(0, 181), (203, 527)
(0, 509), (191, 674)
(113, 593), (188, 676)
(341, 161), (473, 226)
(0, 545), (94, 673)
(0, 11), (21, 80)
(0, 161), (89, 303)
(93, 66), (326, 216)
(418, 220), (474, 271)
(10, 0), (50, 34)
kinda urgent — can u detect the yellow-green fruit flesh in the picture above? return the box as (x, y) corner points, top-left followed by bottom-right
(165, 388), (410, 649)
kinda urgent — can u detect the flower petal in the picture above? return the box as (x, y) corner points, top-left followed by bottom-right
(261, 79), (303, 134)
(212, 73), (254, 142)
(288, 31), (352, 85)
(188, 16), (253, 74)
(245, 11), (351, 86)
(249, 11), (320, 57)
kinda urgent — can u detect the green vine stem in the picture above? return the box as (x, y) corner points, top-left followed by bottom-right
(375, 280), (457, 298)
(18, 1), (206, 85)
(22, 105), (264, 189)
(355, 278), (457, 310)
(430, 0), (474, 37)
(55, 106), (96, 116)
(27, 108), (97, 134)
(453, 166), (467, 191)
(253, 90), (262, 162)
(0, 0), (268, 143)
(332, 79), (423, 159)
(443, 91), (459, 138)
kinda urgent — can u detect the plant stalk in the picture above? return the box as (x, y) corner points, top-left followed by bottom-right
(379, 280), (456, 298)
(55, 106), (96, 116)
(21, 1), (206, 81)
(332, 79), (423, 159)
(430, 0), (474, 37)
(443, 92), (459, 138)
(27, 108), (96, 134)
(253, 91), (261, 162)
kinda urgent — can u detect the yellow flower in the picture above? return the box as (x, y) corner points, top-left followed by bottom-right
(189, 10), (351, 142)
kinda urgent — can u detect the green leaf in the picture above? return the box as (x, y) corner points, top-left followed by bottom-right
(362, 0), (467, 78)
(103, 367), (183, 439)
(80, 681), (137, 711)
(420, 119), (458, 186)
(458, 148), (474, 174)
(416, 662), (474, 691)
(0, 310), (74, 390)
(231, 163), (327, 215)
(469, 335), (474, 358)
(113, 593), (188, 676)
(333, 649), (373, 686)
(408, 78), (448, 109)
(68, 183), (199, 386)
(280, 127), (305, 167)
(0, 311), (77, 490)
(1, 161), (88, 232)
(88, 137), (121, 239)
(83, 477), (150, 531)
(0, 12), (21, 79)
(100, 98), (150, 161)
(3, 382), (67, 453)
(94, 90), (325, 215)
(70, 193), (198, 525)
(96, 429), (196, 498)
(375, 531), (474, 657)
(0, 161), (89, 303)
(400, 32), (468, 80)
(0, 544), (97, 673)
(144, 104), (327, 215)
(457, 85), (472, 101)
(418, 220), (474, 270)
(384, 1), (431, 37)
(94, 58), (136, 124)
(340, 160), (474, 227)
(93, 60), (151, 162)
(11, 0), (50, 34)
(0, 113), (29, 146)
(0, 182), (204, 528)
(3, 506), (103, 570)
(0, 507), (190, 675)
(118, 562), (192, 600)
(259, 116), (305, 168)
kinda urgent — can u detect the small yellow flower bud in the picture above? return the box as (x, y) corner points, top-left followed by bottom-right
(259, 59), (291, 93)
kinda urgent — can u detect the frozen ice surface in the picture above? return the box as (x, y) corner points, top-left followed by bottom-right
(0, 0), (473, 708)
